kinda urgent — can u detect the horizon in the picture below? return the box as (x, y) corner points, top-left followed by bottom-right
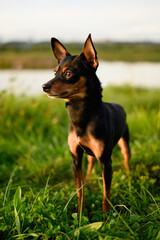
(1, 39), (160, 45)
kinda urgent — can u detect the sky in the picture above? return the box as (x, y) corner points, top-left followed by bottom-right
(0, 0), (160, 43)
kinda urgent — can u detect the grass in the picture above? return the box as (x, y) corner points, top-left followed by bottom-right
(0, 86), (160, 239)
(0, 42), (160, 69)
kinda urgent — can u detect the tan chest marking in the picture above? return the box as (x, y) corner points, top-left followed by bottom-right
(68, 130), (104, 160)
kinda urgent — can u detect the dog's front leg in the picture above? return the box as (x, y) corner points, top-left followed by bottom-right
(101, 158), (112, 212)
(72, 146), (85, 213)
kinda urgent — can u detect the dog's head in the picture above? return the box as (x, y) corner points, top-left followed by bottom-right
(42, 34), (101, 101)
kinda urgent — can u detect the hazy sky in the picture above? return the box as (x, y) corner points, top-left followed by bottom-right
(0, 0), (160, 42)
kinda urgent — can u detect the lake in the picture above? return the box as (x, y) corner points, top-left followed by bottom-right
(0, 61), (160, 95)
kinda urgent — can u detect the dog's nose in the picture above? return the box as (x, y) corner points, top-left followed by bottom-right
(42, 83), (51, 92)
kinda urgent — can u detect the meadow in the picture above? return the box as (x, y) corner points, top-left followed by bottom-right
(0, 86), (160, 239)
(0, 42), (160, 69)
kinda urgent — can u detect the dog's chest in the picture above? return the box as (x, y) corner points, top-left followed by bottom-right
(68, 130), (104, 159)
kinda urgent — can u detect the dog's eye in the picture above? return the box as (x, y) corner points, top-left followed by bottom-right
(65, 70), (72, 79)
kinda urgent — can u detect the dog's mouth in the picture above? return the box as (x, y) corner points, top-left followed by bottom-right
(46, 91), (71, 99)
(45, 92), (59, 99)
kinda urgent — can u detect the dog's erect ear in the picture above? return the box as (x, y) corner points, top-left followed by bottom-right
(51, 38), (71, 63)
(82, 34), (98, 69)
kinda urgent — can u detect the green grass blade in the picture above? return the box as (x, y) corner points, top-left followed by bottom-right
(13, 186), (22, 211)
(79, 221), (103, 232)
(13, 186), (22, 235)
(63, 184), (86, 212)
(70, 222), (103, 235)
(3, 167), (17, 208)
(43, 175), (50, 199)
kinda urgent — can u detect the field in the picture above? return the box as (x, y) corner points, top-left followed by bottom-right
(0, 42), (160, 69)
(0, 86), (160, 239)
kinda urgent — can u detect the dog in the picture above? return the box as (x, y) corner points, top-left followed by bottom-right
(42, 34), (131, 213)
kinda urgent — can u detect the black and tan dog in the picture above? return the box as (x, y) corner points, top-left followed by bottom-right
(42, 34), (130, 213)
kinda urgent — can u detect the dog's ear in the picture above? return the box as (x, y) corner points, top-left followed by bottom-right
(82, 34), (99, 69)
(51, 38), (71, 63)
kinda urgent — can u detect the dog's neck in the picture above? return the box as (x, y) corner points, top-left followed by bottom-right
(66, 97), (102, 136)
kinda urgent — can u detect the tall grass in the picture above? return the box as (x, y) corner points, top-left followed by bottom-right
(0, 86), (160, 239)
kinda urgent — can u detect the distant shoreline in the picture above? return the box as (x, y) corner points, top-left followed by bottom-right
(0, 42), (160, 69)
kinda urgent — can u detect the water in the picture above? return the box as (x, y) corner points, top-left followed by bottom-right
(98, 61), (160, 88)
(0, 61), (160, 95)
